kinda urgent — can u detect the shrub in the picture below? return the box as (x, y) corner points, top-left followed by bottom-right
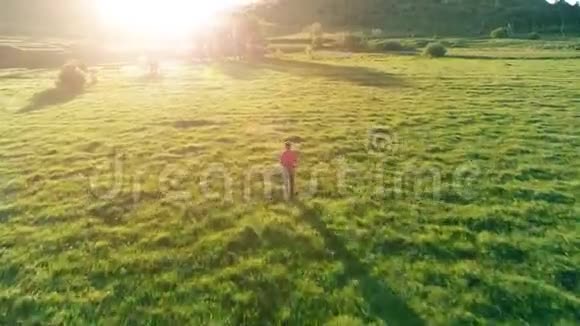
(56, 61), (86, 92)
(338, 33), (367, 52)
(381, 40), (404, 52)
(424, 42), (447, 58)
(527, 32), (541, 40)
(490, 27), (509, 39)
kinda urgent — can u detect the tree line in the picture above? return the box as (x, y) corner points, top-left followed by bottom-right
(252, 0), (580, 36)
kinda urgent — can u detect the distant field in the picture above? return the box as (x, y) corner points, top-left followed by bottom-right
(0, 38), (579, 324)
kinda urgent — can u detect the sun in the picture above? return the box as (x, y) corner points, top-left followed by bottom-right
(96, 0), (247, 39)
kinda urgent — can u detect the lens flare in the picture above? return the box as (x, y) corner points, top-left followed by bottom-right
(96, 0), (249, 38)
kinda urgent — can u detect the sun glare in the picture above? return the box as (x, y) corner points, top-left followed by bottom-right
(97, 0), (247, 39)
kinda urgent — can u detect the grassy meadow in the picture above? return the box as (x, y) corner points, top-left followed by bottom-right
(0, 38), (579, 324)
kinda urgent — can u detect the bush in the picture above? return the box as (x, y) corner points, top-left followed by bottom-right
(527, 32), (541, 40)
(381, 40), (404, 52)
(423, 42), (447, 58)
(490, 27), (509, 39)
(56, 61), (86, 92)
(338, 33), (367, 52)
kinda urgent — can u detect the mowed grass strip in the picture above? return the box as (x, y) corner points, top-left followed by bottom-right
(0, 47), (579, 324)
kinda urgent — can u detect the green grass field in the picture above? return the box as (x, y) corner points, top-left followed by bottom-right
(0, 39), (579, 324)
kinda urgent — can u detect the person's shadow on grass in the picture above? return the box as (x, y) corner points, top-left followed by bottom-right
(296, 201), (425, 326)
